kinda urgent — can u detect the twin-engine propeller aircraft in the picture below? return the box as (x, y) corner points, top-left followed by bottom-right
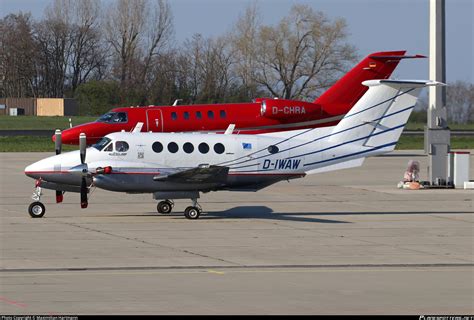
(58, 51), (425, 145)
(25, 79), (441, 219)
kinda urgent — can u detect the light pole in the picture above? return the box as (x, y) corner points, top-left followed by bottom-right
(425, 0), (450, 186)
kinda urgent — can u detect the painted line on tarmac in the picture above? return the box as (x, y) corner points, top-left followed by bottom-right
(1, 263), (472, 274)
(0, 267), (472, 278)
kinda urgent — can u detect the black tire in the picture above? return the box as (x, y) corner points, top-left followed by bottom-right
(157, 201), (172, 214)
(184, 206), (200, 220)
(28, 202), (45, 218)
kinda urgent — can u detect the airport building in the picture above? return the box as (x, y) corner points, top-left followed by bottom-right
(0, 97), (78, 116)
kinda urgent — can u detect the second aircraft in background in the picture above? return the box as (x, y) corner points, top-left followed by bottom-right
(58, 51), (425, 144)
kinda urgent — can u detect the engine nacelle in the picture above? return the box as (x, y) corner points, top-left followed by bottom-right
(258, 98), (322, 120)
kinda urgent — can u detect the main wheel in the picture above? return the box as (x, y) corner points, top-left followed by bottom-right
(184, 206), (200, 220)
(28, 201), (45, 218)
(157, 201), (172, 214)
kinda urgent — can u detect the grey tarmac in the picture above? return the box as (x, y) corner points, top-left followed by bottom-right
(0, 151), (473, 314)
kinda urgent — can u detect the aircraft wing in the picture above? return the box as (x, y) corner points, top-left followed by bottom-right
(153, 165), (229, 184)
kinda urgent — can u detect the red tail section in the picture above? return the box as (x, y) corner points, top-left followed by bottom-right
(315, 51), (426, 115)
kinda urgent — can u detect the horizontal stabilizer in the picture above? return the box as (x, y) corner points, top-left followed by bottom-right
(305, 158), (365, 175)
(370, 54), (426, 60)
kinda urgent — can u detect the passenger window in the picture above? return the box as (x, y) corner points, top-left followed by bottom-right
(115, 141), (129, 152)
(171, 112), (177, 120)
(183, 142), (194, 154)
(198, 142), (209, 154)
(196, 111), (202, 119)
(184, 111), (190, 120)
(207, 110), (214, 119)
(104, 143), (113, 152)
(214, 143), (225, 154)
(152, 141), (163, 153)
(220, 110), (226, 119)
(168, 142), (179, 153)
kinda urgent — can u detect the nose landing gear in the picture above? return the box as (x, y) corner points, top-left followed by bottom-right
(28, 201), (46, 218)
(29, 185), (45, 218)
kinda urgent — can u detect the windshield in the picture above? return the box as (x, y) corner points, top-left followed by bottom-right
(97, 112), (128, 123)
(92, 137), (112, 151)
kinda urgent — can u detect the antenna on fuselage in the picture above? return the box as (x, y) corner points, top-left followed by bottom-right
(224, 124), (235, 135)
(132, 122), (144, 133)
(172, 99), (182, 106)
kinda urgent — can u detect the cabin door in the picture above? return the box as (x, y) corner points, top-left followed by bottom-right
(146, 109), (164, 132)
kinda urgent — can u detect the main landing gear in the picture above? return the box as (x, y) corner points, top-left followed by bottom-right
(156, 198), (203, 219)
(28, 186), (45, 218)
(157, 200), (174, 214)
(184, 198), (202, 220)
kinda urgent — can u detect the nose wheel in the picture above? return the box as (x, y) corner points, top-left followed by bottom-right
(28, 201), (46, 218)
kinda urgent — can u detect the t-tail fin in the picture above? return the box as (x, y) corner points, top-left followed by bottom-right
(315, 51), (426, 115)
(328, 80), (444, 152)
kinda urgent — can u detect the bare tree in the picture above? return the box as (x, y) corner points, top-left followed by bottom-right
(104, 0), (173, 103)
(230, 3), (260, 100)
(447, 81), (474, 124)
(177, 34), (235, 104)
(68, 0), (107, 92)
(0, 13), (38, 97)
(249, 4), (356, 100)
(104, 0), (146, 89)
(141, 0), (173, 83)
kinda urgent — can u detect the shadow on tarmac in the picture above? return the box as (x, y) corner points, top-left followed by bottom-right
(194, 206), (349, 223)
(107, 206), (472, 222)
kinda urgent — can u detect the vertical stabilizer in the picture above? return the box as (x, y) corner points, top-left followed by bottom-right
(315, 51), (426, 115)
(328, 80), (443, 152)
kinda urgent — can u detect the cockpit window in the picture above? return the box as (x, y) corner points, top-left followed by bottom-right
(92, 137), (112, 151)
(97, 112), (128, 123)
(104, 143), (113, 152)
(115, 141), (129, 152)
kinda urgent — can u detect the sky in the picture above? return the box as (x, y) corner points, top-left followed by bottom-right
(1, 0), (472, 83)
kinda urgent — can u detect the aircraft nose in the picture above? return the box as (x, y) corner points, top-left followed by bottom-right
(24, 162), (42, 179)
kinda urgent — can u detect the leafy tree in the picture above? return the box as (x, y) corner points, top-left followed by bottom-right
(75, 80), (120, 115)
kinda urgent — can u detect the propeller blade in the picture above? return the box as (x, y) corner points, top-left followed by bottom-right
(79, 133), (86, 164)
(80, 177), (88, 209)
(55, 129), (62, 155)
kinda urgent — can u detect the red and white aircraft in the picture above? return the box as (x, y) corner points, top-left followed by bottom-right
(59, 51), (424, 145)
